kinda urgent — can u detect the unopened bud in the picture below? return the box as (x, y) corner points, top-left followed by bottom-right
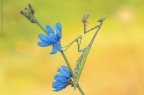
(24, 7), (29, 11)
(28, 4), (32, 9)
(20, 11), (25, 15)
(28, 4), (35, 15)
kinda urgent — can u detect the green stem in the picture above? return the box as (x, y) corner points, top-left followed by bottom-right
(33, 16), (85, 95)
(33, 16), (48, 35)
(61, 52), (85, 95)
(77, 84), (85, 95)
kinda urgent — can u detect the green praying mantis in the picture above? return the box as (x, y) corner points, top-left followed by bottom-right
(63, 15), (107, 90)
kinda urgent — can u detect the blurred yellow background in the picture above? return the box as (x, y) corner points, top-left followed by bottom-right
(0, 0), (144, 95)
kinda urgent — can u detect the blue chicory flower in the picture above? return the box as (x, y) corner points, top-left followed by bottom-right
(38, 23), (63, 54)
(52, 66), (72, 92)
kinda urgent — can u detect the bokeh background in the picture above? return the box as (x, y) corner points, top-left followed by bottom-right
(0, 0), (144, 95)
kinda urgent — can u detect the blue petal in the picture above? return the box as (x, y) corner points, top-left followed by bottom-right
(50, 45), (58, 54)
(38, 42), (51, 47)
(52, 82), (68, 92)
(53, 83), (67, 92)
(55, 29), (62, 41)
(54, 23), (62, 40)
(38, 34), (57, 44)
(54, 74), (68, 82)
(54, 42), (63, 52)
(46, 25), (55, 35)
(61, 66), (71, 78)
(52, 83), (63, 91)
(57, 67), (69, 78)
(53, 82), (67, 88)
(55, 84), (67, 89)
(50, 42), (63, 54)
(56, 23), (62, 32)
(52, 66), (71, 92)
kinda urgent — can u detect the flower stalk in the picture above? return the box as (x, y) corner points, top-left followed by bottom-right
(34, 16), (85, 95)
(20, 4), (85, 94)
(33, 15), (48, 35)
(61, 52), (85, 95)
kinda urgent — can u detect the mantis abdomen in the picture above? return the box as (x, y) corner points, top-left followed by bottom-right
(73, 46), (90, 90)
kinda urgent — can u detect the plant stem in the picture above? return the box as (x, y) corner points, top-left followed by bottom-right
(33, 16), (85, 95)
(33, 16), (48, 35)
(61, 52), (85, 95)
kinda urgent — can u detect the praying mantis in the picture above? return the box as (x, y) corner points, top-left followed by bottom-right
(63, 15), (107, 90)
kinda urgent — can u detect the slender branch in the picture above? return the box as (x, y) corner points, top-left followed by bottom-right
(61, 52), (85, 95)
(20, 4), (86, 94)
(32, 15), (85, 95)
(61, 52), (73, 76)
(32, 16), (48, 35)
